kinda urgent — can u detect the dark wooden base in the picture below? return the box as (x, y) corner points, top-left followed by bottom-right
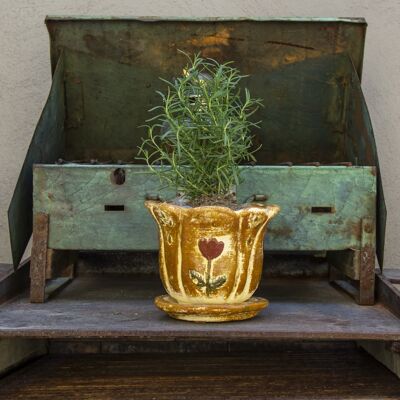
(0, 347), (399, 399)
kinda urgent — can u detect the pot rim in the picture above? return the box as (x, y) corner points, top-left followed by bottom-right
(145, 199), (280, 215)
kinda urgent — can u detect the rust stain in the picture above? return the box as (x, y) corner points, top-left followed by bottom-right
(201, 47), (223, 59)
(350, 220), (362, 241)
(266, 40), (316, 51)
(188, 28), (232, 47)
(359, 243), (375, 304)
(269, 226), (293, 238)
(283, 54), (305, 64)
(363, 222), (374, 234)
(83, 34), (143, 65)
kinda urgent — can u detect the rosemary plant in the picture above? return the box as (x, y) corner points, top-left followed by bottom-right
(137, 52), (263, 204)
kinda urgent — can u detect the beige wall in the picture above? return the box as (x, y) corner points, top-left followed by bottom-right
(0, 0), (399, 266)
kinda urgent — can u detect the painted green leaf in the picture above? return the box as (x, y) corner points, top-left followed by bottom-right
(189, 269), (206, 288)
(209, 275), (227, 290)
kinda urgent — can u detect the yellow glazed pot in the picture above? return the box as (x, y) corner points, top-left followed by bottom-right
(145, 200), (279, 322)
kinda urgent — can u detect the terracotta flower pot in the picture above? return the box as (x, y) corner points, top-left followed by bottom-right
(145, 200), (279, 322)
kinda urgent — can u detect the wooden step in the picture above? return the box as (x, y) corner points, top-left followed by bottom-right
(0, 347), (399, 399)
(1, 275), (400, 341)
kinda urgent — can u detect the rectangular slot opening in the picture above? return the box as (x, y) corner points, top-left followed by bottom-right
(104, 205), (125, 212)
(311, 206), (334, 214)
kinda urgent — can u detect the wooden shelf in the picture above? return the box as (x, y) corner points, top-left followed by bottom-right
(1, 274), (400, 340)
(1, 347), (399, 399)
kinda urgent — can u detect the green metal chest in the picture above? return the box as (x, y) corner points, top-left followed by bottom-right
(8, 17), (385, 304)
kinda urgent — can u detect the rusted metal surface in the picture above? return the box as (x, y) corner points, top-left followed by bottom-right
(44, 18), (367, 163)
(1, 274), (400, 340)
(33, 165), (375, 252)
(358, 218), (376, 305)
(346, 67), (387, 269)
(36, 17), (384, 264)
(45, 250), (76, 280)
(238, 166), (375, 251)
(46, 17), (367, 76)
(328, 218), (376, 305)
(30, 213), (49, 303)
(327, 249), (361, 280)
(8, 56), (65, 268)
(56, 52), (355, 163)
(9, 18), (384, 271)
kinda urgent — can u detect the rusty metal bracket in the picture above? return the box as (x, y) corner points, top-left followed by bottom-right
(30, 213), (49, 303)
(358, 218), (376, 305)
(328, 218), (376, 305)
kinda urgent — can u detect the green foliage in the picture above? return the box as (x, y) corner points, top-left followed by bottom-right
(137, 52), (263, 202)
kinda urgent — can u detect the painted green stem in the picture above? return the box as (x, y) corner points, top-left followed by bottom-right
(205, 259), (212, 296)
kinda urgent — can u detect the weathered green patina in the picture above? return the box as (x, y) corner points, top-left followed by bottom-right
(33, 165), (375, 252)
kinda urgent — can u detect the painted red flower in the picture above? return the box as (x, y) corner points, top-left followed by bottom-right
(198, 238), (224, 261)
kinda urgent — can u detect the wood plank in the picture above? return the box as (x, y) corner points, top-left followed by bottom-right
(0, 275), (399, 340)
(48, 339), (355, 355)
(1, 348), (399, 399)
(34, 165), (376, 252)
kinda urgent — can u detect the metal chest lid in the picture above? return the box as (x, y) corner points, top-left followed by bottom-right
(44, 16), (368, 162)
(46, 16), (367, 77)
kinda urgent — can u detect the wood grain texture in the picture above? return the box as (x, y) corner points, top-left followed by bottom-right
(0, 275), (399, 340)
(1, 349), (399, 399)
(33, 165), (376, 252)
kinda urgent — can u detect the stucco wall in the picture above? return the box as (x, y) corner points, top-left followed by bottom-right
(0, 0), (399, 266)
